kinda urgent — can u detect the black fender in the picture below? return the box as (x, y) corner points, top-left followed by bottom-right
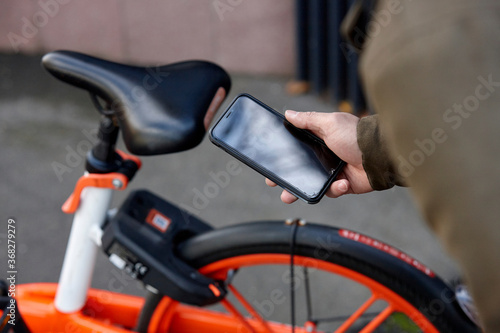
(178, 220), (479, 332)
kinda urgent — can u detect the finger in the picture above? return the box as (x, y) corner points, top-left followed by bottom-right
(281, 190), (298, 204)
(325, 179), (350, 198)
(285, 110), (330, 139)
(265, 178), (277, 187)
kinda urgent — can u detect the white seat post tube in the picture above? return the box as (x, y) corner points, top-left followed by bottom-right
(55, 186), (113, 313)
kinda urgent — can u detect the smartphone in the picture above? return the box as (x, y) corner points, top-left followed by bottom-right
(209, 93), (345, 204)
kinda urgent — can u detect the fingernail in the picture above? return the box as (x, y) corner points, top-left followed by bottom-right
(339, 181), (348, 193)
(285, 110), (297, 118)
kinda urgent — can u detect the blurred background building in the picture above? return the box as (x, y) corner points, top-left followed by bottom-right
(0, 0), (366, 114)
(0, 1), (295, 74)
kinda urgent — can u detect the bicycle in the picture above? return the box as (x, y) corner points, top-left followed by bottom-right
(0, 50), (480, 333)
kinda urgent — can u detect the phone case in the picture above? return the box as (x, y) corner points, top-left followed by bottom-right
(209, 93), (345, 204)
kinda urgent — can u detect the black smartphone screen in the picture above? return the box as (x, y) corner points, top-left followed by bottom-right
(210, 94), (344, 203)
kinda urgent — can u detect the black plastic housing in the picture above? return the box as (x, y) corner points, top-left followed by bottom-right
(101, 190), (226, 306)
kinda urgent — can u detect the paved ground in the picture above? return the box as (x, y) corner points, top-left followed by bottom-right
(0, 53), (460, 308)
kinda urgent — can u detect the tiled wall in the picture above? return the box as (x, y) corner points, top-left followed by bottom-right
(0, 0), (295, 75)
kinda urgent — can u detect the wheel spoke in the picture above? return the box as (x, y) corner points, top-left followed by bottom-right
(221, 298), (257, 333)
(359, 304), (393, 333)
(228, 284), (274, 333)
(334, 294), (378, 333)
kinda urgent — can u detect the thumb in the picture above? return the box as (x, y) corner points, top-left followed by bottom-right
(285, 110), (328, 139)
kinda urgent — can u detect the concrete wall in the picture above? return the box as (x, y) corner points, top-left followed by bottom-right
(0, 0), (295, 75)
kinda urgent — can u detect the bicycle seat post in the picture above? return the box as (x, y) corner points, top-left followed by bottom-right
(54, 115), (125, 314)
(86, 115), (121, 174)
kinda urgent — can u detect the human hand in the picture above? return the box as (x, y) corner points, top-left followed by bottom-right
(266, 110), (374, 204)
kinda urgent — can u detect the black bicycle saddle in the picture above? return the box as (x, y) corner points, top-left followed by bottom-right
(42, 50), (231, 155)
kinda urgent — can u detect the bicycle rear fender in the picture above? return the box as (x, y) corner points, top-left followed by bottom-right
(178, 220), (478, 332)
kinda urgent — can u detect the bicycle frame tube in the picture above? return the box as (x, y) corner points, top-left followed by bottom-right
(54, 186), (113, 313)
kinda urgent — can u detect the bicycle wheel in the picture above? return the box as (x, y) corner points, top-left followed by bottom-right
(163, 221), (479, 333)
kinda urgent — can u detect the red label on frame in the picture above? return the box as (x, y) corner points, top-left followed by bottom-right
(339, 229), (435, 277)
(145, 209), (171, 233)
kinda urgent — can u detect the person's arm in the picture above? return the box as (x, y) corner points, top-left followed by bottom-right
(357, 115), (406, 190)
(266, 111), (405, 204)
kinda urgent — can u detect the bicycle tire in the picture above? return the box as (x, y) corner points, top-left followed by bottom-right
(173, 221), (479, 333)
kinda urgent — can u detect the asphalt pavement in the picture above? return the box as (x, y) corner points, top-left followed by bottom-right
(0, 53), (460, 307)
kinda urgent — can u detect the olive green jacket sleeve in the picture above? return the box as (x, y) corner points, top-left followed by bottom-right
(356, 115), (406, 190)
